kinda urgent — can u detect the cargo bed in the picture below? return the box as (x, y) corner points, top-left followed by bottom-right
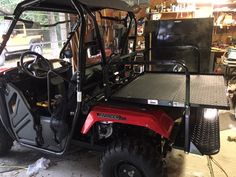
(112, 73), (228, 109)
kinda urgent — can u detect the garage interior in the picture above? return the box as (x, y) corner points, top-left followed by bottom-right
(0, 0), (236, 177)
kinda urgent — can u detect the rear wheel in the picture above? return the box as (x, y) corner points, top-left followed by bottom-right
(101, 138), (163, 177)
(0, 122), (13, 156)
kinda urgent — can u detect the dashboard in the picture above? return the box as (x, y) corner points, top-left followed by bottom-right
(0, 59), (72, 108)
(1, 59), (72, 83)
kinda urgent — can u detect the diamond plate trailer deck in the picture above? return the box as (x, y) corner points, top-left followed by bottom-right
(111, 73), (228, 109)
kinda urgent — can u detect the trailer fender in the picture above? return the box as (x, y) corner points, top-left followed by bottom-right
(81, 104), (174, 139)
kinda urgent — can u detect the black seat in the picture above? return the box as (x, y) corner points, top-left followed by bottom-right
(71, 65), (102, 87)
(67, 66), (102, 114)
(69, 65), (102, 100)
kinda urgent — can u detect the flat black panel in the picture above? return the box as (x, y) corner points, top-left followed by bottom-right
(112, 73), (228, 109)
(113, 74), (184, 101)
(145, 18), (214, 73)
(152, 18), (213, 48)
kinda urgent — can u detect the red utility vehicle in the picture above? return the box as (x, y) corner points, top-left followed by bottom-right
(0, 0), (228, 177)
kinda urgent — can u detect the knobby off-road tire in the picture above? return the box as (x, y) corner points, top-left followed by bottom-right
(0, 122), (13, 156)
(101, 138), (163, 177)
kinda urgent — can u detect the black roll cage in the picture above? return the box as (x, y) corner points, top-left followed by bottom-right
(0, 0), (139, 154)
(0, 0), (192, 154)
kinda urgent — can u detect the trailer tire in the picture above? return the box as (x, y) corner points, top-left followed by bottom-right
(101, 138), (163, 177)
(0, 122), (13, 156)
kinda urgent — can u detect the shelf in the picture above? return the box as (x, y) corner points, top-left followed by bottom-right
(215, 24), (236, 26)
(149, 11), (194, 14)
(213, 3), (236, 7)
(161, 11), (194, 14)
(213, 10), (236, 12)
(214, 24), (236, 28)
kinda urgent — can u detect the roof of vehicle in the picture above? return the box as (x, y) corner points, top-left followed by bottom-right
(16, 0), (133, 13)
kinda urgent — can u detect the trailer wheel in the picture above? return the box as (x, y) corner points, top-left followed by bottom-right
(0, 122), (13, 156)
(101, 138), (163, 177)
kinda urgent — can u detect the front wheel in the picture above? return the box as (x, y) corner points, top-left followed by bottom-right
(0, 122), (13, 156)
(101, 138), (163, 177)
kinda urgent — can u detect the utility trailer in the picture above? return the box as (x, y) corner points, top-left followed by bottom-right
(0, 0), (228, 177)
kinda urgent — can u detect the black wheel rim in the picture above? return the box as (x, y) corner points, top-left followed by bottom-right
(114, 162), (144, 177)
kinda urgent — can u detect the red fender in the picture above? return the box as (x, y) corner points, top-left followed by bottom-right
(81, 104), (174, 139)
(0, 67), (9, 73)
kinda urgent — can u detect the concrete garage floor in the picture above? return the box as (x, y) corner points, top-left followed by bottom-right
(0, 111), (235, 177)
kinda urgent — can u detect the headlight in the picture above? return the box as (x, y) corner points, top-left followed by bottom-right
(203, 108), (218, 120)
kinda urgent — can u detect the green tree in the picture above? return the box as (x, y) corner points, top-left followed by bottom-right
(0, 0), (22, 14)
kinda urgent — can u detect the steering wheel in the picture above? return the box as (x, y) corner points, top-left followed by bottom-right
(20, 51), (51, 79)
